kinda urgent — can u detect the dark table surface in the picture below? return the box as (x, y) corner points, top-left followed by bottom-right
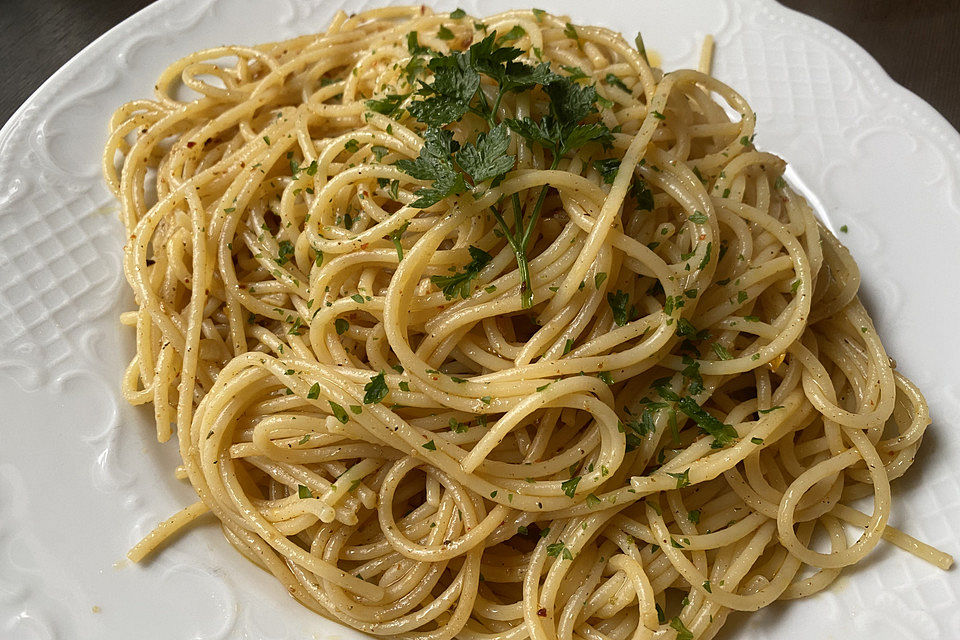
(1, 0), (959, 131)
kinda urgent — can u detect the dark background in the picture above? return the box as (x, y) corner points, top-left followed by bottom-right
(1, 0), (959, 130)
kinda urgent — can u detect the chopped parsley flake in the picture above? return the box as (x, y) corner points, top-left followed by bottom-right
(712, 343), (733, 360)
(605, 73), (628, 92)
(430, 246), (493, 299)
(328, 401), (349, 423)
(561, 475), (581, 498)
(593, 158), (621, 183)
(666, 468), (691, 489)
(363, 371), (389, 404)
(670, 617), (693, 640)
(546, 540), (574, 560)
(677, 397), (738, 448)
(607, 290), (631, 326)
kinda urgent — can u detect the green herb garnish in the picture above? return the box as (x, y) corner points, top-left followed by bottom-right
(666, 468), (691, 489)
(670, 617), (693, 640)
(605, 73), (628, 92)
(328, 401), (349, 423)
(363, 371), (389, 404)
(607, 290), (631, 326)
(546, 540), (574, 560)
(275, 240), (295, 265)
(677, 397), (738, 448)
(430, 245), (493, 299)
(389, 31), (611, 310)
(561, 475), (581, 498)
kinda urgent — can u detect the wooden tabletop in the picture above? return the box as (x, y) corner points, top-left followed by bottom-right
(2, 0), (958, 130)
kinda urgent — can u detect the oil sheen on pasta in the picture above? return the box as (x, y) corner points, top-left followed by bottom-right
(104, 7), (951, 640)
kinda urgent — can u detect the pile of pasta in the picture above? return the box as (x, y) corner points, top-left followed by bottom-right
(105, 7), (949, 640)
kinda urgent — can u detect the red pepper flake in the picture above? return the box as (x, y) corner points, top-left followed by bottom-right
(186, 141), (196, 148)
(537, 608), (547, 617)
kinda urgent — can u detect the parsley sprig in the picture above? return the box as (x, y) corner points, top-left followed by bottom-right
(394, 127), (467, 208)
(391, 30), (613, 307)
(405, 32), (557, 129)
(498, 75), (612, 306)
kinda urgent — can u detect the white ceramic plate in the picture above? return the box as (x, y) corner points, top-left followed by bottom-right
(1, 1), (958, 638)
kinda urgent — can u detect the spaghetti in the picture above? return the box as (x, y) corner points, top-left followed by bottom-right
(104, 7), (951, 640)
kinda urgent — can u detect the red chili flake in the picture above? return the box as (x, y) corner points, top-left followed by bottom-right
(537, 608), (547, 617)
(186, 141), (196, 148)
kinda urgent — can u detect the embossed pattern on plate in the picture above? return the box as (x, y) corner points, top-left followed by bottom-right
(0, 1), (958, 638)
